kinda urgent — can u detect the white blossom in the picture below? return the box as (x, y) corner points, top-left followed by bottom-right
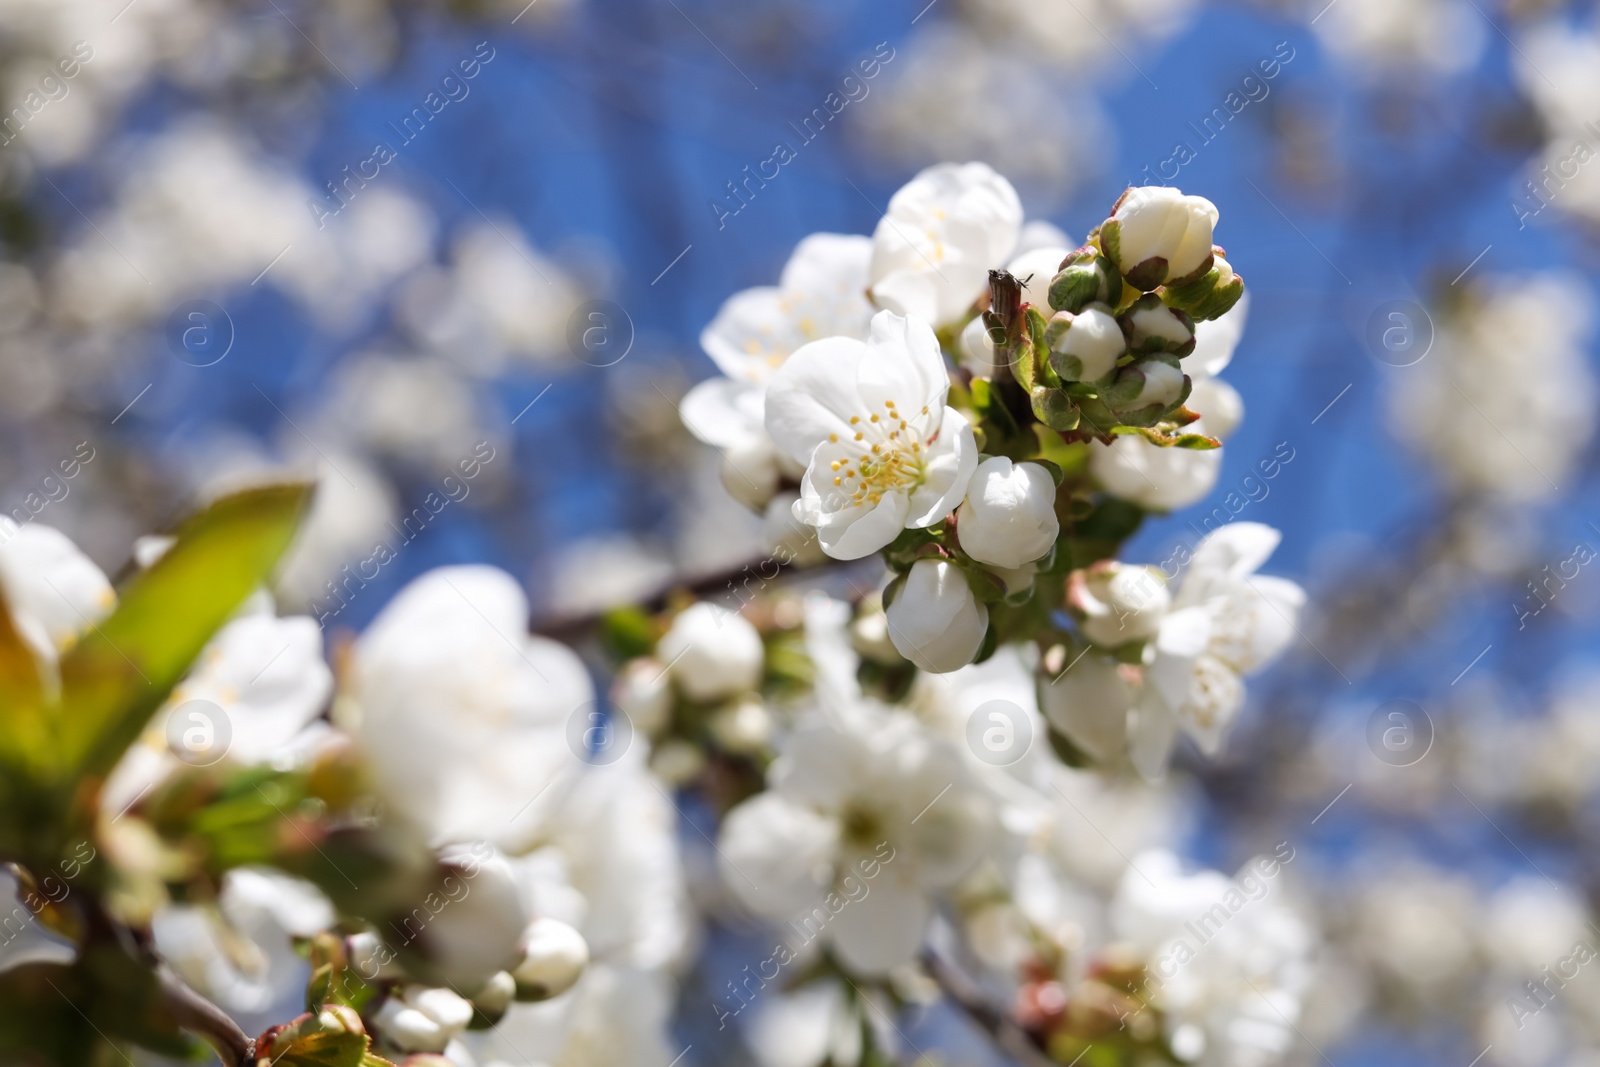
(886, 558), (989, 673)
(766, 310), (976, 559)
(351, 565), (593, 848)
(1070, 562), (1171, 649)
(1113, 849), (1315, 1067)
(0, 520), (114, 663)
(375, 985), (477, 1054)
(956, 457), (1060, 568)
(658, 602), (764, 702)
(868, 162), (1023, 328)
(1103, 187), (1218, 289)
(718, 715), (993, 975)
(1130, 524), (1303, 779)
(512, 917), (590, 1000)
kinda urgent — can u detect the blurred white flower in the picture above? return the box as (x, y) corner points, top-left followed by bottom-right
(351, 565), (593, 848)
(718, 715), (993, 975)
(766, 310), (976, 559)
(1113, 849), (1315, 1067)
(151, 868), (334, 1020)
(658, 602), (764, 702)
(1387, 274), (1595, 502)
(512, 916), (590, 1000)
(0, 519), (113, 663)
(1130, 523), (1303, 779)
(374, 984), (476, 1054)
(867, 162), (1022, 328)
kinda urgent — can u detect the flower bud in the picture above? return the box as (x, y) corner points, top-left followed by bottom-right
(658, 602), (765, 702)
(610, 657), (673, 737)
(1107, 357), (1188, 424)
(1161, 250), (1242, 322)
(709, 695), (774, 754)
(1045, 303), (1124, 383)
(650, 737), (707, 786)
(1068, 563), (1170, 648)
(850, 598), (906, 666)
(991, 561), (1039, 596)
(1038, 650), (1137, 762)
(1099, 186), (1218, 291)
(512, 917), (590, 1001)
(1048, 247), (1124, 314)
(409, 845), (529, 991)
(471, 971), (516, 1022)
(373, 986), (474, 1054)
(885, 559), (989, 673)
(956, 457), (1061, 569)
(720, 436), (781, 512)
(1121, 294), (1195, 357)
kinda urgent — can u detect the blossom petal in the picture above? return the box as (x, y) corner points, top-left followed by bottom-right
(765, 336), (874, 464)
(718, 792), (839, 919)
(815, 491), (911, 560)
(825, 876), (933, 976)
(1128, 692), (1179, 782)
(905, 407), (977, 526)
(680, 377), (765, 448)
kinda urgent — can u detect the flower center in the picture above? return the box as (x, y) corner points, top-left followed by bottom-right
(829, 399), (934, 508)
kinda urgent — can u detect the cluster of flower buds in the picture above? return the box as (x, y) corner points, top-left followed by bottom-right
(995, 186), (1241, 443)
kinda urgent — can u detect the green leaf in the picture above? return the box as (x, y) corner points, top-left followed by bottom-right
(1111, 425), (1221, 449)
(58, 482), (312, 788)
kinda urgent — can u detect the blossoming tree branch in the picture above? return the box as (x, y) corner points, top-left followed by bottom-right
(0, 164), (1311, 1067)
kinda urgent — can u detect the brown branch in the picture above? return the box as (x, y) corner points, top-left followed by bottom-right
(921, 949), (1058, 1067)
(156, 963), (254, 1067)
